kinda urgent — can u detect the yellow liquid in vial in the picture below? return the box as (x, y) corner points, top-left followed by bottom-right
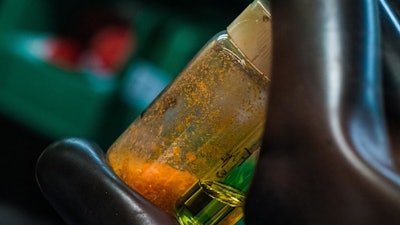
(175, 150), (258, 225)
(175, 181), (244, 225)
(200, 181), (245, 207)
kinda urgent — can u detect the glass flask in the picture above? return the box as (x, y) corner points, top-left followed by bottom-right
(106, 0), (272, 224)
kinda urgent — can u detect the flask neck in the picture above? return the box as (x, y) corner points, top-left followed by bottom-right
(227, 0), (272, 78)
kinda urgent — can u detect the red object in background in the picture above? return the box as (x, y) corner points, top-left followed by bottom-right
(82, 25), (136, 75)
(46, 38), (81, 70)
(44, 25), (136, 75)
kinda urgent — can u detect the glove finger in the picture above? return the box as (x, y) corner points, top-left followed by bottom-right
(36, 138), (179, 225)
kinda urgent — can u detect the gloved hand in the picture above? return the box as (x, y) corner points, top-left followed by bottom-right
(35, 0), (400, 224)
(36, 138), (179, 225)
(245, 0), (400, 224)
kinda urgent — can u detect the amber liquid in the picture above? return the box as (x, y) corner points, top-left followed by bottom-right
(175, 149), (259, 225)
(175, 181), (244, 225)
(107, 32), (269, 217)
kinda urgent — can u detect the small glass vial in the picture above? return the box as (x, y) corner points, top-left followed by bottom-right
(175, 149), (260, 225)
(106, 0), (271, 224)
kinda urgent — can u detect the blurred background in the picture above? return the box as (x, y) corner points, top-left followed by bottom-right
(0, 0), (251, 224)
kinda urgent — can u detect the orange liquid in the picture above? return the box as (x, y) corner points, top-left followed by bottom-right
(108, 150), (197, 215)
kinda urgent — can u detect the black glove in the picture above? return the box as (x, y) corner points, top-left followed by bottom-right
(245, 0), (400, 224)
(36, 0), (400, 225)
(36, 138), (179, 225)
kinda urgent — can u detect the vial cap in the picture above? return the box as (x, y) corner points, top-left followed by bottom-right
(227, 0), (272, 78)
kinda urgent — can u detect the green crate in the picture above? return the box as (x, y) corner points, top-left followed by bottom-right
(0, 32), (118, 144)
(0, 0), (52, 33)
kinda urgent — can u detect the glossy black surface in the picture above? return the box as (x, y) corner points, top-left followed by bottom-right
(36, 139), (179, 225)
(381, 0), (400, 168)
(245, 0), (400, 224)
